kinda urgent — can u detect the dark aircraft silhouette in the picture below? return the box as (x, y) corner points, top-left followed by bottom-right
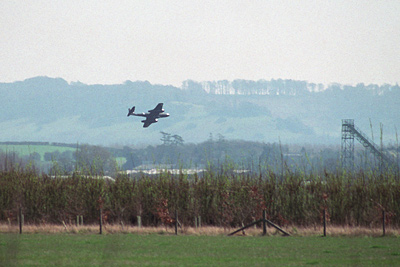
(127, 103), (170, 128)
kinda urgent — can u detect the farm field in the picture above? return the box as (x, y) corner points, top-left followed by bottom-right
(1, 233), (399, 266)
(0, 144), (76, 161)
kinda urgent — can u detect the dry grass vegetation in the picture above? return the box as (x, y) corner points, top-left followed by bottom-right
(1, 223), (399, 237)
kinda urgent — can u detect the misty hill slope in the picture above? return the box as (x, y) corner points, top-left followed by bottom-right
(0, 77), (399, 146)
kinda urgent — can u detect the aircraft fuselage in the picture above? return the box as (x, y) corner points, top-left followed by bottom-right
(132, 112), (170, 119)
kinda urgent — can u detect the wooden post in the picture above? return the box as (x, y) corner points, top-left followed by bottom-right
(137, 215), (142, 228)
(99, 208), (103, 235)
(80, 215), (83, 226)
(265, 219), (290, 236)
(175, 210), (178, 235)
(228, 219), (263, 236)
(323, 208), (326, 237)
(19, 207), (23, 234)
(198, 216), (201, 228)
(194, 216), (198, 229)
(262, 210), (267, 235)
(382, 209), (385, 237)
(62, 221), (68, 231)
(77, 216), (79, 227)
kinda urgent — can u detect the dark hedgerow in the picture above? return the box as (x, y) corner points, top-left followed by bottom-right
(0, 168), (399, 227)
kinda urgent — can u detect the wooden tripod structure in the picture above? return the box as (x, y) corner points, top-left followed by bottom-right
(228, 210), (290, 236)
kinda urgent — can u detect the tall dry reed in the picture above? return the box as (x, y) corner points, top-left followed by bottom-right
(0, 166), (399, 228)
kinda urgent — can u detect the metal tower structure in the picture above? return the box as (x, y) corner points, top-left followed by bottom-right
(341, 119), (355, 170)
(341, 119), (395, 170)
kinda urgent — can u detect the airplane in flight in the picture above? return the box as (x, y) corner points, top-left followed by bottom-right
(127, 103), (170, 128)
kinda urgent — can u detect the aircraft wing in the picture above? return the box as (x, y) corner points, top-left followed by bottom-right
(148, 103), (164, 114)
(142, 117), (157, 128)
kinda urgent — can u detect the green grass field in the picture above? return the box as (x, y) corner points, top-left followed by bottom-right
(1, 234), (399, 266)
(0, 144), (76, 161)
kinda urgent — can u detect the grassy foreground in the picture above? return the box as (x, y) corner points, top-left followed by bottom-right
(1, 233), (399, 266)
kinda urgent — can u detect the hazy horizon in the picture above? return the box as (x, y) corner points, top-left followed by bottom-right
(3, 75), (400, 89)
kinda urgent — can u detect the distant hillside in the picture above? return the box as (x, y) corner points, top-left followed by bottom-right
(0, 76), (399, 146)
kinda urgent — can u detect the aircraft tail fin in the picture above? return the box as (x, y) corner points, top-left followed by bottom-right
(127, 106), (135, 116)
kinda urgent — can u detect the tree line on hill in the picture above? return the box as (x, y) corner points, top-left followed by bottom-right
(182, 78), (400, 96)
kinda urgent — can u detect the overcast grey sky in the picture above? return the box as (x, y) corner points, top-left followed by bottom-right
(1, 0), (399, 87)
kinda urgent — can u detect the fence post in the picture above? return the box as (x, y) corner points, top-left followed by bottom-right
(175, 210), (178, 235)
(19, 207), (23, 234)
(382, 209), (385, 237)
(80, 215), (83, 226)
(198, 216), (201, 228)
(137, 215), (142, 228)
(194, 216), (198, 229)
(77, 216), (80, 227)
(262, 210), (267, 235)
(323, 208), (326, 237)
(99, 208), (103, 235)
